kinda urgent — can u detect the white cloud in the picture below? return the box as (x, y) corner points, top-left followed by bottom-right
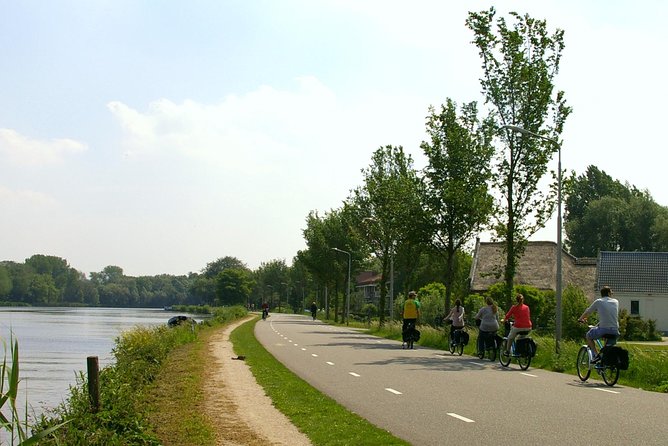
(0, 128), (87, 165)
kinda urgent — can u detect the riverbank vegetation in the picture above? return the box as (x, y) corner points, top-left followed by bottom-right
(33, 306), (246, 445)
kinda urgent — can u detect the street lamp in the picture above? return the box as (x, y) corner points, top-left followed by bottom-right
(332, 247), (351, 325)
(502, 124), (563, 354)
(266, 284), (273, 310)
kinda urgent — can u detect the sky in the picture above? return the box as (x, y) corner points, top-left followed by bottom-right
(1, 0), (667, 277)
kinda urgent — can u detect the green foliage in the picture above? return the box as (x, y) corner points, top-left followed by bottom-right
(215, 268), (254, 306)
(349, 145), (424, 325)
(1, 335), (68, 445)
(564, 165), (668, 256)
(414, 283), (446, 327)
(620, 309), (662, 341)
(560, 285), (590, 340)
(421, 99), (495, 310)
(466, 8), (571, 302)
(360, 303), (378, 317)
(35, 306), (247, 445)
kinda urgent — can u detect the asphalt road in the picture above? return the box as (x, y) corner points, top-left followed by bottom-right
(255, 313), (668, 446)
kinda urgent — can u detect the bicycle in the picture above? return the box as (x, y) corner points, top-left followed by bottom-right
(262, 308), (269, 321)
(576, 326), (620, 386)
(402, 320), (419, 350)
(448, 327), (466, 356)
(476, 329), (498, 362)
(499, 321), (534, 370)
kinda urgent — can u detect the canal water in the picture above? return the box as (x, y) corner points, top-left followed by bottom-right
(0, 307), (201, 421)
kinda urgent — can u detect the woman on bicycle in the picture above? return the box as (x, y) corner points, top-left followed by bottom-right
(475, 297), (499, 350)
(446, 299), (465, 345)
(503, 294), (532, 356)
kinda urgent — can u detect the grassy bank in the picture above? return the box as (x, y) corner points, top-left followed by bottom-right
(34, 306), (247, 445)
(230, 318), (409, 446)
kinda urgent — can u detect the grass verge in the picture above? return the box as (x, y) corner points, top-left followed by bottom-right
(230, 318), (410, 446)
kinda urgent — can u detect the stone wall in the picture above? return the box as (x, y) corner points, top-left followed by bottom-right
(469, 240), (597, 301)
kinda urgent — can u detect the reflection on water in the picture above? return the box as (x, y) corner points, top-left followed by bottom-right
(0, 307), (201, 419)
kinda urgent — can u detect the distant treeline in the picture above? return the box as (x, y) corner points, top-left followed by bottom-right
(0, 255), (201, 307)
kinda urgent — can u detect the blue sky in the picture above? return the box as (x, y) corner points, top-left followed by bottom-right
(1, 1), (667, 276)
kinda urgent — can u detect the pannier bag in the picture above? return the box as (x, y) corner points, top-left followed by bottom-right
(601, 346), (630, 370)
(459, 330), (470, 345)
(515, 337), (537, 357)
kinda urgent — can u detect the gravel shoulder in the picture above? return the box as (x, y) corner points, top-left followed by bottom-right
(204, 316), (312, 445)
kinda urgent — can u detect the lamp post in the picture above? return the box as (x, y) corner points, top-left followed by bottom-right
(332, 247), (351, 325)
(502, 125), (563, 354)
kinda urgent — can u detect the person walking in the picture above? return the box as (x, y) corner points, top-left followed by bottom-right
(578, 285), (620, 362)
(446, 299), (465, 345)
(503, 294), (532, 356)
(310, 301), (318, 321)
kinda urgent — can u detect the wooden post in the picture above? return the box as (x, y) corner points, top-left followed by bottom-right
(87, 356), (100, 413)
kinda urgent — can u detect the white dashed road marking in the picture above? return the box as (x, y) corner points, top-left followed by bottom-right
(326, 361), (335, 366)
(520, 372), (537, 377)
(595, 388), (620, 394)
(447, 413), (475, 423)
(349, 372), (360, 377)
(385, 388), (402, 395)
(311, 354), (318, 357)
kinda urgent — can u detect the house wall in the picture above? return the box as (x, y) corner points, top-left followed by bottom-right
(614, 292), (668, 334)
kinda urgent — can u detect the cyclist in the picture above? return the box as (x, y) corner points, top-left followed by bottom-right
(310, 301), (318, 320)
(503, 294), (532, 356)
(446, 299), (465, 345)
(402, 291), (421, 342)
(475, 297), (499, 351)
(578, 285), (620, 362)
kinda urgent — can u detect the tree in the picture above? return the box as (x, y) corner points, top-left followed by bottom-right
(467, 8), (571, 301)
(0, 265), (12, 299)
(349, 145), (423, 325)
(216, 268), (254, 306)
(421, 100), (495, 312)
(203, 257), (247, 279)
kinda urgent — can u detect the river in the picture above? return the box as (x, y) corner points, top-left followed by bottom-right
(0, 306), (202, 421)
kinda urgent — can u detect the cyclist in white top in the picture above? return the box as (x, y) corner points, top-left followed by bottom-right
(578, 286), (620, 362)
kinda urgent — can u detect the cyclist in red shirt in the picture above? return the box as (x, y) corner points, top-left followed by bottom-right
(503, 294), (532, 356)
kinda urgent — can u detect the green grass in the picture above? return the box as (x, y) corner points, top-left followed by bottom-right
(230, 318), (410, 446)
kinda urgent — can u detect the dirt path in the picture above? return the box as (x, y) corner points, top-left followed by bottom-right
(205, 316), (312, 446)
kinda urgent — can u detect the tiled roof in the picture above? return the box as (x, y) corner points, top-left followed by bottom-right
(597, 251), (668, 294)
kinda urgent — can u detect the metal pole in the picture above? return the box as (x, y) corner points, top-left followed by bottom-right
(346, 250), (351, 326)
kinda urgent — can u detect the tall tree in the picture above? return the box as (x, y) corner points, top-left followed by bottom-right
(421, 100), (495, 312)
(467, 8), (571, 300)
(349, 145), (423, 325)
(216, 268), (254, 306)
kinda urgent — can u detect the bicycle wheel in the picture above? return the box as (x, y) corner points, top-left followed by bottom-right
(576, 346), (591, 381)
(499, 340), (511, 367)
(518, 352), (531, 370)
(457, 342), (464, 356)
(601, 364), (619, 386)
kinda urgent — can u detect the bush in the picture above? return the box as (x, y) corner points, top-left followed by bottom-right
(620, 309), (662, 341)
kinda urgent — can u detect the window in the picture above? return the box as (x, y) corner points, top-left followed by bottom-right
(630, 300), (640, 315)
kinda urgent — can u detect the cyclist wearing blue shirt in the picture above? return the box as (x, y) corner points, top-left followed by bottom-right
(578, 286), (620, 362)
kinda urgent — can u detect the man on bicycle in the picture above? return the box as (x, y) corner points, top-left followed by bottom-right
(578, 285), (620, 362)
(402, 291), (420, 341)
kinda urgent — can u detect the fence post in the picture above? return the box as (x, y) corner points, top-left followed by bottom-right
(87, 356), (100, 413)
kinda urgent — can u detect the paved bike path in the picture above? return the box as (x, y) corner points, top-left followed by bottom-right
(255, 314), (668, 445)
